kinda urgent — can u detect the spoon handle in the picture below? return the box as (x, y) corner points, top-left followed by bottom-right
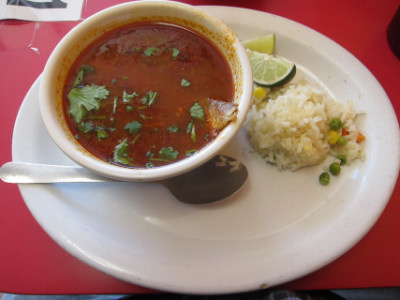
(0, 162), (113, 183)
(0, 156), (248, 205)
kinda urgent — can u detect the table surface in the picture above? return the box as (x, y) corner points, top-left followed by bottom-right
(0, 0), (399, 295)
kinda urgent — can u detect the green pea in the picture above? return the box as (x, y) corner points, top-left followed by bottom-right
(337, 155), (347, 166)
(319, 172), (330, 185)
(337, 136), (347, 146)
(330, 118), (343, 131)
(329, 163), (341, 176)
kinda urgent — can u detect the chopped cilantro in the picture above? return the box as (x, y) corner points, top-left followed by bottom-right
(181, 79), (191, 87)
(120, 76), (129, 80)
(96, 127), (108, 140)
(126, 106), (133, 111)
(124, 121), (142, 134)
(113, 139), (132, 165)
(73, 65), (95, 87)
(172, 48), (180, 59)
(186, 120), (196, 142)
(78, 122), (110, 140)
(186, 119), (193, 134)
(167, 124), (180, 133)
(141, 91), (158, 106)
(146, 162), (155, 168)
(189, 102), (205, 120)
(132, 134), (140, 145)
(67, 85), (109, 123)
(73, 69), (85, 87)
(144, 47), (159, 56)
(78, 121), (94, 133)
(83, 65), (95, 73)
(185, 149), (198, 156)
(122, 90), (138, 103)
(190, 123), (196, 142)
(113, 96), (118, 114)
(148, 91), (157, 106)
(159, 147), (179, 160)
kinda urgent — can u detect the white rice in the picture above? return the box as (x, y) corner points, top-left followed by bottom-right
(245, 81), (365, 170)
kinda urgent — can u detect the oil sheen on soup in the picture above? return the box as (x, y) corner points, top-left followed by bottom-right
(63, 22), (236, 168)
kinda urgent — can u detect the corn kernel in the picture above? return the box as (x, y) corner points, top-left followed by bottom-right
(253, 86), (267, 99)
(328, 130), (339, 144)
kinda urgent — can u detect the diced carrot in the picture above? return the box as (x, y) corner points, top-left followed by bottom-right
(342, 128), (350, 136)
(357, 132), (366, 143)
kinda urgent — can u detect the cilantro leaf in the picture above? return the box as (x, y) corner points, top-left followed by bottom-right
(141, 95), (148, 105)
(141, 90), (158, 106)
(112, 96), (118, 114)
(67, 85), (109, 123)
(144, 47), (159, 56)
(96, 127), (108, 140)
(172, 48), (180, 59)
(167, 124), (180, 133)
(73, 68), (85, 87)
(78, 121), (94, 133)
(190, 123), (196, 142)
(124, 121), (142, 134)
(186, 149), (198, 156)
(189, 102), (205, 120)
(146, 150), (155, 158)
(186, 120), (196, 142)
(148, 91), (158, 106)
(113, 139), (132, 165)
(146, 162), (155, 168)
(159, 147), (179, 160)
(181, 79), (191, 87)
(122, 90), (138, 103)
(186, 119), (193, 134)
(73, 65), (95, 87)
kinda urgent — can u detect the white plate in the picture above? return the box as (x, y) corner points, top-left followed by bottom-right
(12, 6), (400, 294)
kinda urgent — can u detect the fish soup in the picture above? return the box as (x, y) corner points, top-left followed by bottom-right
(63, 22), (236, 169)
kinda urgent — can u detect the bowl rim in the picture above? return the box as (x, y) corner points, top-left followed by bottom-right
(39, 0), (253, 181)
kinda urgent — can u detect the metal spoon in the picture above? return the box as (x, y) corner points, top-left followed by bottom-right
(0, 155), (248, 205)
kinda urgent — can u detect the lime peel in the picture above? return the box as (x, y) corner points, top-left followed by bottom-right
(247, 49), (296, 88)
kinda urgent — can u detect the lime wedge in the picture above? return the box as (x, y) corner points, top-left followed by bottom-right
(243, 34), (275, 54)
(247, 49), (296, 87)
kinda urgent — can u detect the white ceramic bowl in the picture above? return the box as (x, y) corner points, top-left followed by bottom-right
(39, 0), (253, 181)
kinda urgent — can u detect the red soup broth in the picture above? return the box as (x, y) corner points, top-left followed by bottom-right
(63, 22), (235, 168)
